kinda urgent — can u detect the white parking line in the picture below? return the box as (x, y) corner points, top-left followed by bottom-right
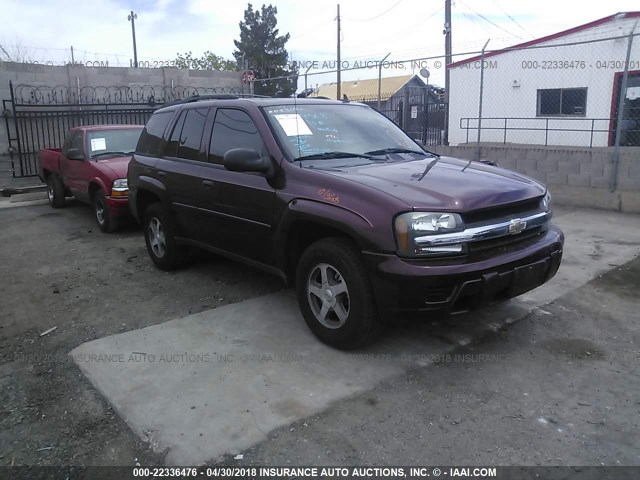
(0, 198), (49, 209)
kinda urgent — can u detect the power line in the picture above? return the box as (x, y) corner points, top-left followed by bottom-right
(456, 0), (524, 40)
(343, 0), (404, 22)
(489, 0), (535, 38)
(341, 7), (443, 50)
(459, 12), (491, 33)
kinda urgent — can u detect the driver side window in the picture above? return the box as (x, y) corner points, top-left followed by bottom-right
(208, 109), (265, 165)
(69, 131), (85, 156)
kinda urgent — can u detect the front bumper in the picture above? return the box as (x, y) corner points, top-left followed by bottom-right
(105, 196), (130, 218)
(363, 225), (564, 315)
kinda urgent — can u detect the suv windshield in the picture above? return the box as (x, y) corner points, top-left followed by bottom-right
(263, 104), (432, 164)
(87, 128), (143, 159)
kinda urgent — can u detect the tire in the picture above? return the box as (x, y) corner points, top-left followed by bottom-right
(94, 189), (120, 233)
(143, 202), (190, 271)
(46, 175), (65, 208)
(295, 237), (382, 350)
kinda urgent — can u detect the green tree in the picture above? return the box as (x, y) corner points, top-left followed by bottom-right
(233, 3), (298, 97)
(174, 51), (237, 71)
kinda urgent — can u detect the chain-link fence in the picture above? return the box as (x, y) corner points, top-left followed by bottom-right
(449, 23), (640, 152)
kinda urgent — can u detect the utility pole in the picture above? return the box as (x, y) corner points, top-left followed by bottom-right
(336, 4), (341, 100)
(128, 11), (139, 68)
(444, 0), (452, 145)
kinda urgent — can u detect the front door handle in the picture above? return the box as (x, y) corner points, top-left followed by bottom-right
(157, 171), (167, 179)
(202, 180), (215, 189)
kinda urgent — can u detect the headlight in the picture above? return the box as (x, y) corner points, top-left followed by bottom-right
(394, 212), (464, 257)
(541, 191), (552, 212)
(111, 178), (128, 197)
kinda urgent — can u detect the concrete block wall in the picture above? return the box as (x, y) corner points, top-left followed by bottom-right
(0, 62), (243, 162)
(0, 62), (242, 97)
(432, 144), (640, 213)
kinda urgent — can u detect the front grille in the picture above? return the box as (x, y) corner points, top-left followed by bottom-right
(463, 197), (542, 224)
(468, 226), (544, 254)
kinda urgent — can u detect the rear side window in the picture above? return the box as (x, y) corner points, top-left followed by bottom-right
(165, 110), (187, 158)
(175, 108), (208, 161)
(136, 111), (173, 157)
(208, 109), (264, 165)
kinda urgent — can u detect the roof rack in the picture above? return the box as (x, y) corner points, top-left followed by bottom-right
(161, 93), (272, 108)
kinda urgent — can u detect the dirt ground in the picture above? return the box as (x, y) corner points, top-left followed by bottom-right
(0, 199), (281, 465)
(1, 198), (639, 467)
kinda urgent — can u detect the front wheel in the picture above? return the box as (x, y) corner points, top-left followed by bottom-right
(94, 190), (119, 233)
(295, 237), (382, 350)
(143, 203), (190, 270)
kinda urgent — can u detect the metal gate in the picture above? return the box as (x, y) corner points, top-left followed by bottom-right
(376, 86), (447, 146)
(2, 81), (241, 178)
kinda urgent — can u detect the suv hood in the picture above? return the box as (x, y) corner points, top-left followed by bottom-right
(95, 156), (132, 179)
(322, 156), (545, 211)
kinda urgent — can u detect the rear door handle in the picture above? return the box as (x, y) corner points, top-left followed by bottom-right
(157, 171), (167, 179)
(202, 180), (215, 189)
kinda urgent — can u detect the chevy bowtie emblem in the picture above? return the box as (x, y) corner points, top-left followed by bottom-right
(508, 219), (527, 235)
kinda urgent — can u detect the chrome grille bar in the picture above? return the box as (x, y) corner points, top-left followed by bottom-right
(415, 211), (550, 247)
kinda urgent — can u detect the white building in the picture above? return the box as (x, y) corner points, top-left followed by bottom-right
(448, 12), (640, 147)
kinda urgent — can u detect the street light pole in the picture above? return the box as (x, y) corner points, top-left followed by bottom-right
(128, 11), (138, 68)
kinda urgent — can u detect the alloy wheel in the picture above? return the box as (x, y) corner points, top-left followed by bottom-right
(306, 262), (350, 329)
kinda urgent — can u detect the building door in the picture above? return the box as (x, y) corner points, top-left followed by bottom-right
(610, 71), (640, 147)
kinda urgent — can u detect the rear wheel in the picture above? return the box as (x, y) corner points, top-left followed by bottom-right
(143, 202), (190, 270)
(295, 237), (382, 350)
(94, 189), (119, 233)
(46, 175), (65, 208)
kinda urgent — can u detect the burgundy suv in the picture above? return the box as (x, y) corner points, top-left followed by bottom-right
(128, 96), (563, 349)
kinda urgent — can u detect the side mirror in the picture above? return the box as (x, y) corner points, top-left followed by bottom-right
(66, 148), (84, 160)
(223, 148), (273, 175)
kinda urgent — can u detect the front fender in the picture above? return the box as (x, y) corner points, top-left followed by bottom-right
(88, 177), (110, 198)
(130, 175), (170, 221)
(275, 198), (382, 273)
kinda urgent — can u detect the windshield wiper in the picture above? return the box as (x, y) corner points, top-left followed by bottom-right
(364, 147), (436, 157)
(295, 151), (379, 161)
(91, 151), (134, 159)
(414, 158), (439, 181)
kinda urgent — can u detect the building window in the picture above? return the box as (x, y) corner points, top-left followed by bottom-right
(537, 88), (587, 116)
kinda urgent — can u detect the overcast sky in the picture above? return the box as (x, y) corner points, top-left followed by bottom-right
(1, 0), (639, 90)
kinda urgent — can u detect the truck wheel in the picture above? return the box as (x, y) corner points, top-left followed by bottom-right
(46, 175), (65, 208)
(143, 203), (189, 270)
(295, 237), (382, 350)
(94, 190), (119, 233)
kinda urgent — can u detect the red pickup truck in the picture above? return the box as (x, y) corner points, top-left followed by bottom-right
(38, 125), (143, 232)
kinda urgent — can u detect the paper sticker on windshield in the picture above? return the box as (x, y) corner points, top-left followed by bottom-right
(274, 114), (313, 136)
(90, 138), (107, 151)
